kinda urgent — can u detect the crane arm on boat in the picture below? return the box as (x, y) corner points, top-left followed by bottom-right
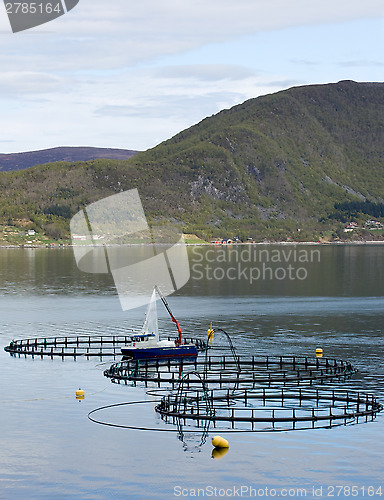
(155, 286), (182, 345)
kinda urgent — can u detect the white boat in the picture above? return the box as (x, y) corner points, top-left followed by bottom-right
(121, 287), (198, 360)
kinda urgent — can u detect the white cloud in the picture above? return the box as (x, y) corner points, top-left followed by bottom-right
(0, 1), (382, 152)
(0, 0), (383, 71)
(337, 60), (384, 67)
(155, 64), (257, 81)
(0, 72), (64, 95)
(0, 64), (295, 151)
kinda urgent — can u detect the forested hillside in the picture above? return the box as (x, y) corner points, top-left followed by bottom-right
(1, 80), (383, 243)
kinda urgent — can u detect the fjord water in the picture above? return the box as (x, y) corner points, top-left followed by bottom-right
(0, 245), (384, 499)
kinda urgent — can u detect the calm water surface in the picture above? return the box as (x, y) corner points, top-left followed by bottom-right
(0, 245), (383, 499)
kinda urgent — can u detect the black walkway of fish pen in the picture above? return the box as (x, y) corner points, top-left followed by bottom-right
(4, 335), (207, 359)
(103, 354), (357, 388)
(154, 385), (383, 431)
(98, 340), (382, 435)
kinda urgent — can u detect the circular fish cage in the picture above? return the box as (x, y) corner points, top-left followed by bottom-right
(4, 335), (207, 359)
(96, 327), (383, 438)
(4, 335), (133, 359)
(103, 354), (357, 388)
(155, 386), (383, 432)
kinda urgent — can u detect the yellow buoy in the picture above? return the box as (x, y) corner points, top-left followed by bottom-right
(316, 348), (323, 358)
(207, 323), (214, 344)
(212, 447), (229, 460)
(76, 388), (85, 400)
(211, 435), (229, 448)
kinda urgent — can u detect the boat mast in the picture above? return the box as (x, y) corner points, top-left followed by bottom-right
(155, 286), (182, 345)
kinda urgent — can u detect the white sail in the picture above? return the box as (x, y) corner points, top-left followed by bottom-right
(140, 288), (159, 342)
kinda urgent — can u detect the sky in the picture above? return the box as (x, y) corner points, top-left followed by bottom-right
(0, 0), (383, 153)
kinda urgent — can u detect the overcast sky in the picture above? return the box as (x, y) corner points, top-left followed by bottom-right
(0, 0), (383, 153)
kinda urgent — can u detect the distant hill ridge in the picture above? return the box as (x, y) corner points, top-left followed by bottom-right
(0, 146), (139, 172)
(0, 80), (383, 242)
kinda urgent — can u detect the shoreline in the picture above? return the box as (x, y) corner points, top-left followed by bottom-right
(1, 239), (384, 249)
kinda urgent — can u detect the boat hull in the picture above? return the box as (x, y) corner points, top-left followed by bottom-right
(121, 344), (198, 360)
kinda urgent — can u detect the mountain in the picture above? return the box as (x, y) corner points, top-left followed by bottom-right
(0, 81), (383, 242)
(0, 146), (138, 172)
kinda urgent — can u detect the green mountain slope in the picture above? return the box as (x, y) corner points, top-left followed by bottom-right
(1, 80), (383, 242)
